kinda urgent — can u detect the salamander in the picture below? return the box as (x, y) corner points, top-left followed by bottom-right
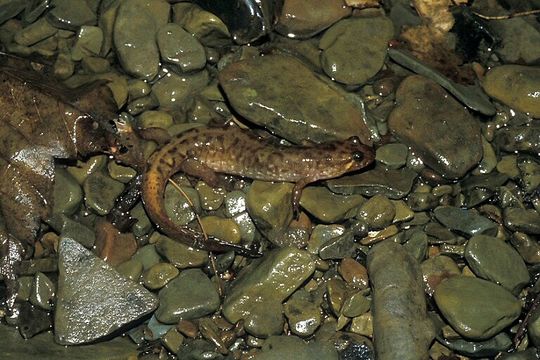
(142, 125), (374, 257)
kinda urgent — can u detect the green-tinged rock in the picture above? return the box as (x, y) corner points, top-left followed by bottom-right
(482, 65), (540, 117)
(162, 327), (184, 353)
(375, 143), (408, 169)
(47, 214), (95, 248)
(0, 323), (138, 359)
(498, 348), (538, 360)
(47, 0), (96, 30)
(200, 216), (241, 244)
(219, 54), (371, 145)
(113, 0), (169, 79)
(368, 241), (435, 360)
(55, 239), (158, 345)
(157, 23), (206, 72)
(284, 289), (323, 337)
(71, 26), (103, 61)
(13, 18), (57, 46)
(437, 332), (512, 358)
(527, 305), (540, 347)
(52, 168), (82, 215)
(404, 231), (428, 262)
(155, 234), (208, 269)
(116, 258), (144, 282)
(504, 208), (540, 235)
(511, 232), (540, 264)
(127, 79), (151, 100)
(327, 165), (417, 199)
(487, 16), (540, 64)
(434, 276), (521, 340)
(143, 262), (179, 290)
(152, 70), (209, 108)
(155, 269), (220, 324)
(107, 161), (136, 184)
(465, 235), (529, 294)
(224, 190), (248, 216)
(357, 194), (395, 230)
(434, 206), (498, 237)
(421, 255), (461, 296)
(137, 110), (174, 129)
(518, 156), (540, 194)
(83, 171), (125, 216)
(196, 181), (225, 211)
(342, 291), (371, 318)
(130, 203), (152, 236)
(388, 76), (482, 179)
(29, 272), (55, 311)
(67, 155), (107, 184)
(307, 224), (345, 255)
(16, 276), (33, 302)
(495, 125), (540, 155)
(320, 16), (393, 85)
(164, 183), (200, 226)
(172, 2), (231, 47)
(257, 335), (338, 360)
(275, 0), (350, 38)
(231, 211), (257, 243)
(131, 244), (162, 271)
(300, 186), (364, 223)
(223, 247), (315, 337)
(497, 155), (520, 178)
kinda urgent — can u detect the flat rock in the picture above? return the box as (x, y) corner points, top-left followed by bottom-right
(219, 54), (372, 145)
(55, 239), (158, 345)
(388, 75), (482, 179)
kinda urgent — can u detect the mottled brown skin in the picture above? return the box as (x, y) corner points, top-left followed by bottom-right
(142, 126), (374, 256)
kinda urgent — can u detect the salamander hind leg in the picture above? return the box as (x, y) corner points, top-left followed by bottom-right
(180, 158), (221, 187)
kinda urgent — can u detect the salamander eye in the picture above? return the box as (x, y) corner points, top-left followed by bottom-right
(352, 151), (364, 161)
(347, 136), (361, 146)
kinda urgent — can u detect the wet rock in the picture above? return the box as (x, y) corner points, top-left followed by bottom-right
(224, 190), (248, 216)
(152, 71), (209, 108)
(200, 216), (241, 244)
(52, 168), (82, 216)
(155, 269), (220, 324)
(29, 272), (55, 311)
(164, 183), (200, 226)
(131, 244), (162, 271)
(155, 234), (208, 269)
(437, 332), (512, 358)
(196, 181), (225, 211)
(137, 110), (173, 130)
(67, 154), (107, 184)
(300, 187), (364, 223)
(157, 23), (206, 73)
(375, 143), (408, 169)
(143, 262), (179, 290)
(511, 232), (540, 264)
(48, 214), (95, 248)
(420, 255), (460, 296)
(219, 54), (371, 145)
(257, 335), (338, 360)
(162, 327), (184, 353)
(94, 220), (138, 266)
(71, 26), (103, 61)
(319, 229), (357, 259)
(504, 208), (540, 235)
(13, 18), (57, 46)
(47, 0), (96, 30)
(368, 241), (435, 360)
(283, 289), (323, 337)
(113, 0), (169, 80)
(83, 171), (125, 216)
(320, 16), (393, 85)
(17, 302), (52, 339)
(116, 258), (143, 282)
(488, 16), (540, 64)
(495, 125), (540, 155)
(434, 276), (521, 340)
(307, 224), (345, 255)
(327, 165), (417, 199)
(388, 76), (482, 179)
(527, 305), (540, 347)
(465, 235), (529, 294)
(339, 258), (368, 289)
(275, 0), (351, 39)
(482, 65), (540, 117)
(55, 239), (158, 345)
(223, 247), (315, 337)
(107, 161), (137, 184)
(342, 291), (371, 318)
(357, 194), (395, 230)
(173, 2), (231, 47)
(434, 206), (498, 237)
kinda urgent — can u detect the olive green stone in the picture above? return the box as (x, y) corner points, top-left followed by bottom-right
(357, 194), (395, 230)
(504, 208), (540, 235)
(482, 65), (540, 117)
(392, 200), (414, 223)
(497, 155), (520, 178)
(518, 157), (540, 194)
(224, 190), (248, 216)
(473, 136), (497, 175)
(404, 231), (428, 262)
(388, 76), (482, 179)
(29, 272), (55, 311)
(127, 94), (160, 115)
(67, 154), (107, 184)
(246, 181), (294, 240)
(81, 56), (110, 74)
(511, 232), (540, 264)
(164, 184), (200, 227)
(128, 79), (151, 100)
(218, 54), (371, 145)
(495, 125), (540, 155)
(83, 171), (125, 216)
(223, 248), (315, 337)
(320, 16), (393, 85)
(155, 234), (208, 269)
(434, 276), (522, 340)
(131, 244), (162, 271)
(420, 255), (461, 295)
(231, 211), (257, 243)
(283, 289), (322, 337)
(200, 216), (242, 245)
(130, 203), (153, 237)
(375, 143), (408, 169)
(113, 0), (169, 80)
(52, 168), (82, 216)
(71, 26), (103, 61)
(116, 258), (144, 282)
(47, 0), (96, 30)
(157, 23), (206, 72)
(137, 110), (174, 129)
(342, 291), (371, 318)
(47, 214), (95, 248)
(14, 18), (57, 46)
(300, 187), (364, 223)
(16, 276), (33, 302)
(162, 327), (184, 353)
(350, 313), (373, 337)
(275, 0), (351, 38)
(143, 263), (179, 290)
(527, 306), (540, 347)
(327, 165), (417, 199)
(465, 235), (529, 295)
(196, 181), (225, 211)
(152, 70), (209, 108)
(307, 224), (345, 255)
(434, 206), (497, 237)
(257, 335), (338, 360)
(327, 278), (348, 315)
(107, 161), (136, 184)
(54, 51), (75, 79)
(172, 3), (231, 47)
(155, 269), (220, 324)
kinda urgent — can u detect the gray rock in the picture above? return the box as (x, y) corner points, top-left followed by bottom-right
(55, 239), (158, 345)
(157, 23), (206, 72)
(504, 208), (540, 235)
(257, 335), (338, 360)
(434, 206), (498, 237)
(155, 269), (220, 324)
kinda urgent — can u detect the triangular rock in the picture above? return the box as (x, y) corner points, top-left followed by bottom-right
(54, 238), (158, 345)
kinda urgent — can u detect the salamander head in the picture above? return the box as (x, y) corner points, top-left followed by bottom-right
(329, 136), (375, 175)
